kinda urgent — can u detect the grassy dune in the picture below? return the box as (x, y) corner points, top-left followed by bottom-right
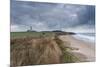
(10, 32), (80, 66)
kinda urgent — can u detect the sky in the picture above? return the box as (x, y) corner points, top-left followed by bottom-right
(11, 0), (95, 33)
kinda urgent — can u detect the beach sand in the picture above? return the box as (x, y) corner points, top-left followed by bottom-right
(59, 35), (95, 62)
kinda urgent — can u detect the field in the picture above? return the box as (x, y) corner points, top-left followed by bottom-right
(11, 32), (55, 39)
(10, 32), (80, 67)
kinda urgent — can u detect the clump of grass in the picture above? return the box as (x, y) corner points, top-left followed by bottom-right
(61, 51), (80, 63)
(31, 37), (63, 64)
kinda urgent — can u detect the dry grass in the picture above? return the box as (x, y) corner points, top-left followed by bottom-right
(11, 36), (79, 67)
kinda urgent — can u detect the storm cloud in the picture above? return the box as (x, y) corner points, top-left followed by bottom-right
(11, 0), (95, 33)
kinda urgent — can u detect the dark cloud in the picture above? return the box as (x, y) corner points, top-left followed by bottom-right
(11, 1), (95, 32)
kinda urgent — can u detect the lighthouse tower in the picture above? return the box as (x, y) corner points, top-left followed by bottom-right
(27, 26), (32, 32)
(30, 26), (32, 31)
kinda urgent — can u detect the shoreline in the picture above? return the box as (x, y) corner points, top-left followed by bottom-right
(59, 35), (95, 62)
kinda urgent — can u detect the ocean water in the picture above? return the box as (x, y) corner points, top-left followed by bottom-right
(73, 33), (95, 43)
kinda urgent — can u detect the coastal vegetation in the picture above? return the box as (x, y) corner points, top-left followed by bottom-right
(10, 32), (79, 66)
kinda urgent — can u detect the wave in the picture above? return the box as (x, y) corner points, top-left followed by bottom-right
(73, 33), (95, 43)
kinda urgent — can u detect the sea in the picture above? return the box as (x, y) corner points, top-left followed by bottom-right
(73, 33), (95, 44)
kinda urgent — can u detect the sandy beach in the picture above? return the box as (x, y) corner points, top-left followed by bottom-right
(59, 35), (95, 62)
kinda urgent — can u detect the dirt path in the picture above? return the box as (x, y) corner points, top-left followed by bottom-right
(59, 35), (95, 62)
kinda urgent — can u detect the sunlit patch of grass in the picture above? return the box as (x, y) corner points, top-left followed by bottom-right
(62, 51), (80, 63)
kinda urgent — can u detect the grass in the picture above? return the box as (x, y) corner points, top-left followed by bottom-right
(10, 32), (80, 66)
(11, 32), (55, 39)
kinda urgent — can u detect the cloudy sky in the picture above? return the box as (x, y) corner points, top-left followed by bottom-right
(11, 0), (95, 33)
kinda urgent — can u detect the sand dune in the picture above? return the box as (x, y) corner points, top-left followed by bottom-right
(59, 35), (95, 62)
